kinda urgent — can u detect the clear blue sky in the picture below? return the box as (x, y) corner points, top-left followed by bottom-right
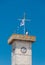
(0, 0), (45, 65)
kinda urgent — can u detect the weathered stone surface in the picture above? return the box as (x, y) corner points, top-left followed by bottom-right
(12, 41), (32, 65)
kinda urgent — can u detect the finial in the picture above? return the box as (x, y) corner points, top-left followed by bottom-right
(26, 31), (28, 35)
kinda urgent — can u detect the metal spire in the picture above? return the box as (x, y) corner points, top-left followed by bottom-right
(18, 12), (31, 35)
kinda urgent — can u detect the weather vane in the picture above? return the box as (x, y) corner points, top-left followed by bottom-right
(18, 12), (31, 35)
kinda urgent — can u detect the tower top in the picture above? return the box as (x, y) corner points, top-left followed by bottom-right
(8, 34), (36, 44)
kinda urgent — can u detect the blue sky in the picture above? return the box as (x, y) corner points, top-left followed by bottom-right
(0, 0), (45, 65)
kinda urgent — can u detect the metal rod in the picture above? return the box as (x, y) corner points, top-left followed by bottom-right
(24, 12), (25, 35)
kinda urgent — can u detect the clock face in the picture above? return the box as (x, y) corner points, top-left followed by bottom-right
(21, 47), (27, 53)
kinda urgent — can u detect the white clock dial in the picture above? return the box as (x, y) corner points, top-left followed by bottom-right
(21, 47), (27, 53)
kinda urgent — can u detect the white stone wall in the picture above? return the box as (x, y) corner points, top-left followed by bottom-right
(11, 41), (32, 65)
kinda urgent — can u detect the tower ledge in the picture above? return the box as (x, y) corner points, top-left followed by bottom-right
(8, 34), (36, 44)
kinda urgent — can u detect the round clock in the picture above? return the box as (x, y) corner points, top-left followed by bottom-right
(21, 47), (27, 53)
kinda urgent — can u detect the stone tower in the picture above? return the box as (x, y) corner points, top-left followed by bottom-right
(8, 34), (36, 65)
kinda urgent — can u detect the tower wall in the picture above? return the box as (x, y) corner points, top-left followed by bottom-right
(11, 40), (32, 65)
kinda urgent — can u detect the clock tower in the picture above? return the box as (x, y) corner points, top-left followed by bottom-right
(8, 34), (36, 65)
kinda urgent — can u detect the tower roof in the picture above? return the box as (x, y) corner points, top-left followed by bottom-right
(8, 34), (36, 44)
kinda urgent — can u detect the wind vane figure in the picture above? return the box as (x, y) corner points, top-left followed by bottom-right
(18, 13), (31, 35)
